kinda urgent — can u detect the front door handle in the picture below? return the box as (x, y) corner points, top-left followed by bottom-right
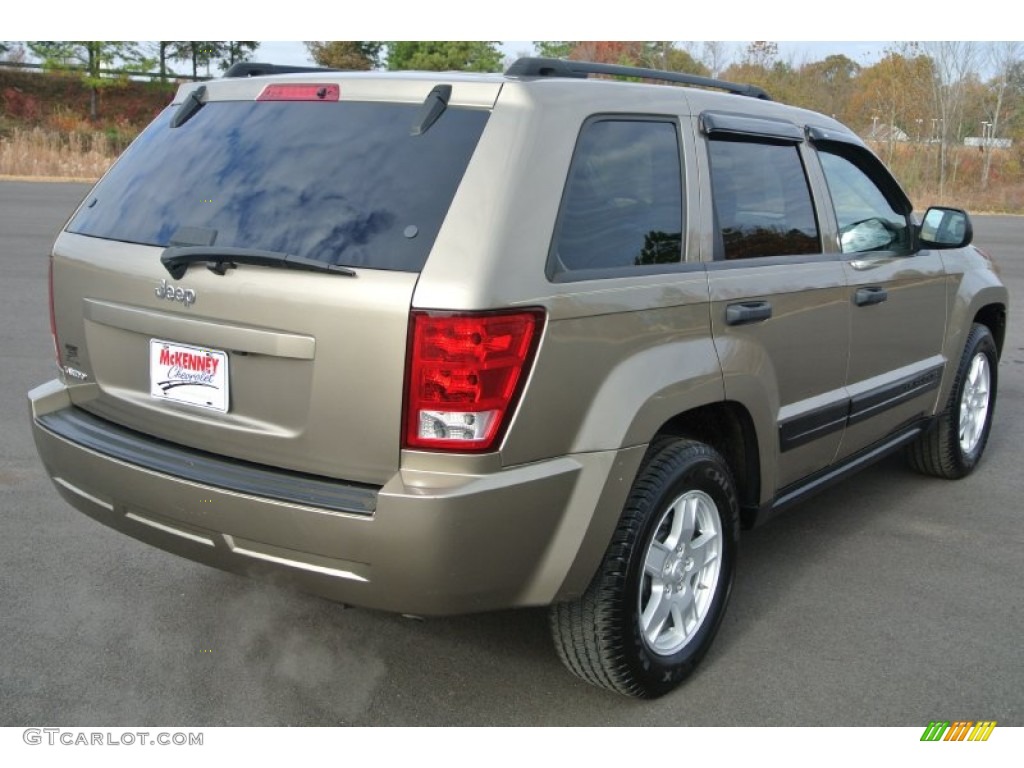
(854, 286), (888, 306)
(726, 301), (772, 326)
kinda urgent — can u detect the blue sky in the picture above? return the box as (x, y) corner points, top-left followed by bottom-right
(8, 1), (994, 74)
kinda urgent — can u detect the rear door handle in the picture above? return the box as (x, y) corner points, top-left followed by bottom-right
(725, 301), (772, 326)
(854, 286), (888, 306)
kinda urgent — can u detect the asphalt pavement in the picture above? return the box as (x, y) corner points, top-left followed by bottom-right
(1, 180), (1021, 725)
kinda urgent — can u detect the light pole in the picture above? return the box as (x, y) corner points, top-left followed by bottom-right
(981, 121), (994, 189)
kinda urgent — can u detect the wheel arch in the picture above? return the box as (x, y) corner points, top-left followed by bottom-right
(973, 302), (1007, 358)
(554, 398), (765, 603)
(938, 281), (1008, 409)
(653, 401), (762, 529)
(549, 437), (740, 697)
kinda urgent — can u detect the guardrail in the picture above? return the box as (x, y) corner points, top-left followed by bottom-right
(0, 60), (208, 82)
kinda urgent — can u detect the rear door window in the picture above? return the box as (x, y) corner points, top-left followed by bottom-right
(550, 118), (683, 277)
(68, 100), (489, 272)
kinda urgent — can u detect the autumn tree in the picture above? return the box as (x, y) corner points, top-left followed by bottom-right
(799, 54), (860, 122)
(531, 42), (708, 76)
(386, 42), (502, 72)
(721, 59), (775, 102)
(306, 41), (382, 70)
(639, 42), (709, 75)
(566, 41), (643, 65)
(28, 41), (148, 120)
(846, 48), (933, 162)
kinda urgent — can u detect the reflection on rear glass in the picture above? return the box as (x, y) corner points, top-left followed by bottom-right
(68, 101), (489, 272)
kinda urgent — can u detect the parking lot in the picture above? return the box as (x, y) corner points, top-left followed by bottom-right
(1, 179), (1021, 725)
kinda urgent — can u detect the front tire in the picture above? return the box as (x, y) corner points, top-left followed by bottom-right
(550, 439), (739, 698)
(908, 323), (998, 479)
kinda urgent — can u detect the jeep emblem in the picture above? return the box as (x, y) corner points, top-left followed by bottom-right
(155, 279), (197, 307)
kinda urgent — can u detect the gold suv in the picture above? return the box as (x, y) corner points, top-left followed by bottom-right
(29, 58), (1008, 697)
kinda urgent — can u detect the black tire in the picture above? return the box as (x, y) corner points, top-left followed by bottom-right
(908, 323), (998, 479)
(550, 439), (739, 698)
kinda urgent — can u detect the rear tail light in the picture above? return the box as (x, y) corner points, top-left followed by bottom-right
(48, 256), (61, 368)
(404, 309), (545, 452)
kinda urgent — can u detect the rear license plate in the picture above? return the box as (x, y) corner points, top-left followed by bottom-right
(149, 339), (229, 412)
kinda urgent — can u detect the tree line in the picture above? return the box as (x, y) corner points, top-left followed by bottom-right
(1, 41), (261, 120)
(305, 40), (1024, 204)
(304, 41), (1024, 149)
(533, 42), (1024, 199)
(4, 40), (1022, 197)
(725, 41), (1023, 197)
(304, 41), (504, 73)
(6, 41), (260, 79)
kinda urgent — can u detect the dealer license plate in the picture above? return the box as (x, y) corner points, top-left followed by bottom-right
(149, 339), (229, 412)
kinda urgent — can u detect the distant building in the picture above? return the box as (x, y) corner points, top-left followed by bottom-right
(964, 136), (1012, 149)
(867, 124), (910, 143)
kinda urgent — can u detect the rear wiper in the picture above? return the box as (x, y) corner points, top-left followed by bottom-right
(160, 246), (357, 280)
(171, 85), (207, 129)
(411, 84), (452, 136)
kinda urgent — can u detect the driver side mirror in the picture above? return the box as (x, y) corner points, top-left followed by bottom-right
(918, 207), (973, 249)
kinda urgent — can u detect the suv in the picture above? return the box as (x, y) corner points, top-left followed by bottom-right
(29, 58), (1007, 698)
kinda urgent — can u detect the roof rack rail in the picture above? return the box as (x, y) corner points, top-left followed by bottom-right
(505, 57), (771, 101)
(223, 62), (339, 79)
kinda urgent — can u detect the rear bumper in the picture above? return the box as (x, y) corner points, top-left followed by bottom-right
(29, 379), (643, 615)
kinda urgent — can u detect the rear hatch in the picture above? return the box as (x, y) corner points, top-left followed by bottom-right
(50, 75), (498, 485)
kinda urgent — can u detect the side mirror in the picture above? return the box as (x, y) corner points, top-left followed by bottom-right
(918, 207), (973, 249)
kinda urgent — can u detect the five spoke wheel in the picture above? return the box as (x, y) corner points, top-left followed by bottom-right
(959, 352), (991, 455)
(639, 490), (722, 656)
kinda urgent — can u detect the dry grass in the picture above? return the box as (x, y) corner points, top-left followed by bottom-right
(917, 185), (1024, 215)
(869, 141), (1024, 214)
(0, 127), (115, 180)
(3, 126), (1023, 214)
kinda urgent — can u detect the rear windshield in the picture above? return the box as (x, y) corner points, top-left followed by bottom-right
(68, 99), (489, 271)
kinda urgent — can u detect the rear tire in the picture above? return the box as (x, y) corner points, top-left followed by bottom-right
(550, 439), (739, 698)
(908, 323), (998, 479)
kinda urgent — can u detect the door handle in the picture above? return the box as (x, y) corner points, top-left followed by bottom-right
(725, 301), (772, 326)
(854, 286), (888, 306)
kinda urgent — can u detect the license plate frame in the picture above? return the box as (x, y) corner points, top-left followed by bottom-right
(149, 339), (229, 413)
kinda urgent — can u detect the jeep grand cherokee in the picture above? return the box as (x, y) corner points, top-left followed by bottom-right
(29, 57), (1007, 697)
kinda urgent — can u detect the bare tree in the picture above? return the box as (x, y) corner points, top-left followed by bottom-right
(0, 42), (27, 63)
(743, 41), (778, 69)
(926, 41), (979, 198)
(981, 41), (1022, 189)
(701, 42), (730, 78)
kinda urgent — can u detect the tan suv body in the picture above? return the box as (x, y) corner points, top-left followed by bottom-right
(29, 59), (1008, 697)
